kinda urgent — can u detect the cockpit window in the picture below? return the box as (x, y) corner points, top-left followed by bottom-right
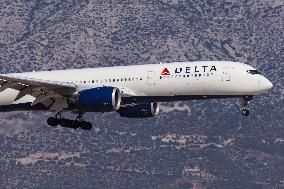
(247, 70), (261, 75)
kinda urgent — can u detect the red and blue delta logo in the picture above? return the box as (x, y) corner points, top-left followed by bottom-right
(161, 65), (217, 77)
(161, 68), (170, 75)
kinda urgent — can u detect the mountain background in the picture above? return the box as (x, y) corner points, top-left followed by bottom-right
(0, 0), (283, 188)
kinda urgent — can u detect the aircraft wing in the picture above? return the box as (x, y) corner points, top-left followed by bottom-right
(0, 74), (77, 109)
(0, 74), (139, 111)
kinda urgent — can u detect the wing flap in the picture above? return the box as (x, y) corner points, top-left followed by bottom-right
(0, 81), (19, 92)
(15, 86), (33, 101)
(0, 74), (77, 96)
(0, 74), (78, 111)
(32, 93), (62, 106)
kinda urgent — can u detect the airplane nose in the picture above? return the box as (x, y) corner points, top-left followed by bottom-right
(263, 78), (273, 91)
(266, 80), (273, 90)
(258, 77), (273, 92)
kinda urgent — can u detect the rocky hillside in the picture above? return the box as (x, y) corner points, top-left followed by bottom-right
(0, 0), (283, 188)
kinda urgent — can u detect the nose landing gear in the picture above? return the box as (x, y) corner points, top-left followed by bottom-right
(47, 112), (93, 130)
(242, 108), (250, 116)
(242, 96), (253, 116)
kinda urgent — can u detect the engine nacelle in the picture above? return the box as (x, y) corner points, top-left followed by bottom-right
(77, 87), (121, 112)
(118, 103), (160, 118)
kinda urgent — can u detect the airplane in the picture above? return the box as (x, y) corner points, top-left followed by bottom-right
(0, 61), (273, 130)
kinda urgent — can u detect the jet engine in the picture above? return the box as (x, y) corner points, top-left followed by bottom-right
(118, 103), (160, 118)
(77, 87), (121, 112)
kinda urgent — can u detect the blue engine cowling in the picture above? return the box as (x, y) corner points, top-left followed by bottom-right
(77, 87), (121, 112)
(118, 103), (160, 118)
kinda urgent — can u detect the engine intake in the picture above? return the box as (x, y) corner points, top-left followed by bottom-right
(118, 103), (160, 118)
(77, 87), (121, 112)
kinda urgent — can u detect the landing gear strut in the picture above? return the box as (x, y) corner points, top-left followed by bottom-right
(47, 112), (93, 130)
(242, 96), (253, 116)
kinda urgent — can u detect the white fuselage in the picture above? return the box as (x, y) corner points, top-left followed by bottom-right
(0, 61), (273, 106)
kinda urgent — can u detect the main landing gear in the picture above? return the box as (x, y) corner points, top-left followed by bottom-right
(47, 112), (92, 130)
(241, 96), (253, 116)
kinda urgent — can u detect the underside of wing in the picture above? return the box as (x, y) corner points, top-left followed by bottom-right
(0, 74), (77, 111)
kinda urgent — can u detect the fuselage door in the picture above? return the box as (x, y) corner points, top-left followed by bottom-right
(222, 67), (231, 81)
(147, 71), (155, 86)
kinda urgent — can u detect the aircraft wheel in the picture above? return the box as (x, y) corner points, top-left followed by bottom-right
(70, 121), (80, 129)
(242, 109), (250, 116)
(60, 119), (70, 128)
(47, 117), (59, 127)
(80, 121), (92, 130)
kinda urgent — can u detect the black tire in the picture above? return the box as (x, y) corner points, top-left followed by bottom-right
(242, 109), (250, 116)
(47, 117), (59, 127)
(60, 119), (70, 127)
(81, 121), (92, 130)
(70, 121), (80, 129)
